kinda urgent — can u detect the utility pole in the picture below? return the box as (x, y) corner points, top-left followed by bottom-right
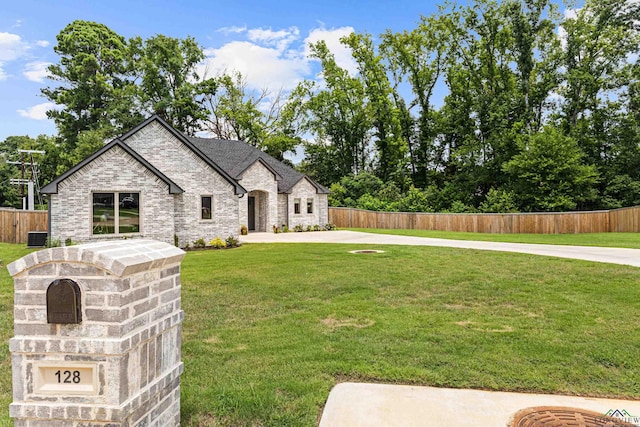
(8, 149), (45, 210)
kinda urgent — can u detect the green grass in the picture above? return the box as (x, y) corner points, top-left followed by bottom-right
(0, 242), (639, 426)
(349, 228), (640, 248)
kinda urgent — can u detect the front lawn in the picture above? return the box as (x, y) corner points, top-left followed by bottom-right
(0, 242), (638, 426)
(349, 228), (640, 249)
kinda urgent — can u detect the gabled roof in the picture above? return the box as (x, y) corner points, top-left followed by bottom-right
(41, 139), (184, 195)
(188, 137), (330, 194)
(120, 115), (246, 195)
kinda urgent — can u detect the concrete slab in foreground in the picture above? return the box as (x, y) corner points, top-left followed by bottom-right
(319, 383), (640, 427)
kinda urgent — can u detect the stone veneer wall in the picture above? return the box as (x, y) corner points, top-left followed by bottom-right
(123, 121), (239, 247)
(277, 194), (288, 228)
(8, 239), (185, 427)
(237, 162), (278, 232)
(288, 178), (326, 228)
(49, 145), (176, 245)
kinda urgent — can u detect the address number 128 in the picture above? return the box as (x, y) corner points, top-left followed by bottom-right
(55, 370), (81, 384)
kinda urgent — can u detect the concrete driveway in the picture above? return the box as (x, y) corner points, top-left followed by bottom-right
(241, 230), (640, 268)
(240, 230), (640, 426)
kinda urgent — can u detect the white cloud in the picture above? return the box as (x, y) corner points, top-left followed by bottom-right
(201, 25), (357, 92)
(35, 40), (50, 48)
(17, 102), (56, 120)
(216, 25), (247, 36)
(0, 32), (28, 61)
(0, 63), (7, 81)
(247, 27), (300, 51)
(203, 40), (309, 90)
(23, 61), (51, 83)
(304, 26), (357, 75)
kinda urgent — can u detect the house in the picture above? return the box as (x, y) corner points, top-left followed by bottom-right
(42, 115), (330, 247)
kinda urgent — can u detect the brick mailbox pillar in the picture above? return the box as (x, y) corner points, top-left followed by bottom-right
(7, 239), (186, 427)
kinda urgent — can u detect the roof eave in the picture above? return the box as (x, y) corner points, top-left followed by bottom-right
(122, 115), (246, 195)
(41, 139), (184, 195)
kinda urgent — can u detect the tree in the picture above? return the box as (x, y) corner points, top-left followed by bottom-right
(131, 34), (217, 135)
(380, 14), (451, 188)
(42, 21), (137, 149)
(503, 127), (599, 211)
(203, 72), (303, 160)
(296, 41), (372, 182)
(343, 33), (407, 184)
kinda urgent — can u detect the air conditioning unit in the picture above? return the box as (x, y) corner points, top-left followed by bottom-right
(27, 232), (48, 248)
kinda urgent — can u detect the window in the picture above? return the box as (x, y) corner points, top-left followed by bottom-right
(201, 196), (212, 220)
(294, 198), (301, 214)
(93, 192), (140, 235)
(307, 198), (313, 214)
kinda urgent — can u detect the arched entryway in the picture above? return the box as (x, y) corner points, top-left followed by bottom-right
(247, 190), (269, 232)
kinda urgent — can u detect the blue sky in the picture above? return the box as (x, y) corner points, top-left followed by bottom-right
(0, 0), (440, 142)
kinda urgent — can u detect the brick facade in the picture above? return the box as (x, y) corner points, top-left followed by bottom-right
(237, 161), (279, 232)
(49, 145), (176, 245)
(122, 121), (239, 247)
(46, 117), (329, 245)
(288, 178), (329, 228)
(8, 239), (185, 427)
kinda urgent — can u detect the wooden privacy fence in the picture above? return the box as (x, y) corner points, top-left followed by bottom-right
(0, 209), (48, 244)
(329, 206), (640, 234)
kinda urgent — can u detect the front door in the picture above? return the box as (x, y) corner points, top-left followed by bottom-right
(248, 196), (256, 231)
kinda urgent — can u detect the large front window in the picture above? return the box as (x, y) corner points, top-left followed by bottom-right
(93, 192), (140, 235)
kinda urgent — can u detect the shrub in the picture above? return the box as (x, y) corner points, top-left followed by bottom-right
(46, 238), (61, 248)
(293, 224), (304, 232)
(479, 188), (519, 213)
(306, 225), (313, 232)
(208, 237), (226, 249)
(313, 224), (320, 231)
(225, 235), (240, 248)
(240, 224), (248, 235)
(283, 225), (289, 233)
(324, 223), (337, 231)
(273, 225), (280, 234)
(193, 238), (206, 248)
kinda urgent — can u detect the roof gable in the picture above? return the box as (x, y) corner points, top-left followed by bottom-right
(120, 115), (246, 195)
(236, 158), (282, 181)
(188, 136), (329, 194)
(41, 139), (183, 195)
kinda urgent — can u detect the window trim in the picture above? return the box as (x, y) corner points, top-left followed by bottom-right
(92, 191), (141, 236)
(294, 198), (301, 214)
(201, 195), (213, 220)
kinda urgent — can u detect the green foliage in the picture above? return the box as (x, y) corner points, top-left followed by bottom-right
(395, 186), (432, 213)
(42, 20), (137, 149)
(37, 4), (640, 214)
(192, 238), (206, 249)
(225, 235), (240, 248)
(131, 34), (217, 135)
(503, 127), (599, 211)
(479, 188), (519, 213)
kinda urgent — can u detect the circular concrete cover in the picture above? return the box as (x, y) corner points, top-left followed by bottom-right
(511, 407), (637, 427)
(349, 250), (385, 254)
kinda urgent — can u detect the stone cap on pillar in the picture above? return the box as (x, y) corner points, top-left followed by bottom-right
(8, 239), (186, 278)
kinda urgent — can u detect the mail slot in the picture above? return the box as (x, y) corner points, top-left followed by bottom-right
(46, 279), (82, 324)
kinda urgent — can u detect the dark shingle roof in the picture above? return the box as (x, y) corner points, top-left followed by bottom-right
(188, 137), (330, 194)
